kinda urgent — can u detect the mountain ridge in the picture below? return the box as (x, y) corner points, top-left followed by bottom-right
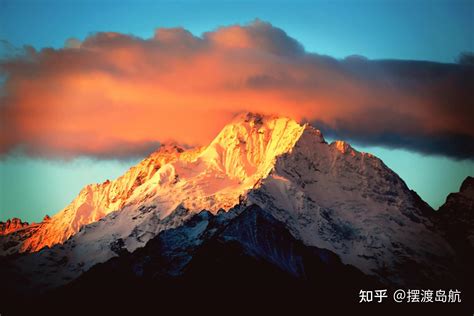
(1, 113), (467, 298)
(1, 113), (306, 254)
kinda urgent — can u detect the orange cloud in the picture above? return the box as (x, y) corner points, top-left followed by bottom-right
(0, 20), (473, 159)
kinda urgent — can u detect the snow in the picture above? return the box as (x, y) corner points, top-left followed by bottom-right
(0, 114), (306, 289)
(7, 114), (303, 253)
(247, 126), (455, 285)
(0, 113), (458, 289)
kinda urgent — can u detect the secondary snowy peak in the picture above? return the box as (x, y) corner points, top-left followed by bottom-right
(16, 143), (195, 252)
(4, 113), (306, 254)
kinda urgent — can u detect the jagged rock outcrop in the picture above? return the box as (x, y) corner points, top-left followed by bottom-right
(0, 218), (30, 235)
(435, 176), (474, 260)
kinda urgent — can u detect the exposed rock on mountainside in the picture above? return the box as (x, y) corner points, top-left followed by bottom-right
(0, 218), (30, 235)
(435, 176), (474, 262)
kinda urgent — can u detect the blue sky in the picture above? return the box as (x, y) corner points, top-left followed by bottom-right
(0, 0), (473, 222)
(1, 0), (472, 62)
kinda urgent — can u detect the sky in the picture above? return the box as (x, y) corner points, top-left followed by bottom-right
(0, 0), (473, 222)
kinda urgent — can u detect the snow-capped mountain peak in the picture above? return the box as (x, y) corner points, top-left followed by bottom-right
(2, 113), (305, 254)
(0, 112), (459, 292)
(198, 113), (305, 182)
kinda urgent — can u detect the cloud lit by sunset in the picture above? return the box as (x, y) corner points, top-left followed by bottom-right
(1, 20), (472, 159)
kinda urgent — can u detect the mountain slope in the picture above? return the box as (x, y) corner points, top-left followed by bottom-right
(0, 113), (461, 294)
(435, 176), (474, 278)
(2, 205), (470, 316)
(2, 144), (194, 254)
(436, 176), (474, 250)
(247, 125), (455, 286)
(1, 113), (304, 254)
(50, 205), (378, 302)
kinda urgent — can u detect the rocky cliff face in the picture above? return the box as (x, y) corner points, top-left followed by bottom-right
(435, 176), (474, 265)
(0, 218), (30, 235)
(437, 176), (474, 233)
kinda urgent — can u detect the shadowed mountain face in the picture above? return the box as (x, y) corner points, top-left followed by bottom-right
(2, 205), (471, 315)
(436, 176), (474, 252)
(434, 176), (474, 291)
(53, 206), (378, 292)
(0, 114), (472, 315)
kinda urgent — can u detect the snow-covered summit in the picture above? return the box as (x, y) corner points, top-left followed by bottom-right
(0, 112), (459, 290)
(1, 113), (305, 253)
